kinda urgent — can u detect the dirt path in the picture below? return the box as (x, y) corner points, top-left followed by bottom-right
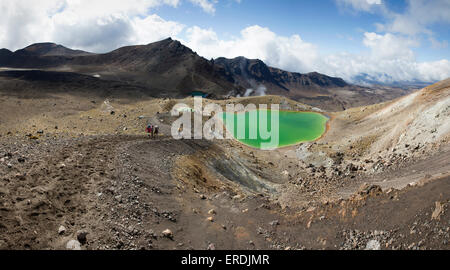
(0, 136), (141, 249)
(0, 135), (282, 250)
(1, 135), (448, 250)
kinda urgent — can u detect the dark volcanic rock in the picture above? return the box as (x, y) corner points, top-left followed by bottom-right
(214, 56), (348, 95)
(0, 38), (413, 110)
(17, 43), (92, 57)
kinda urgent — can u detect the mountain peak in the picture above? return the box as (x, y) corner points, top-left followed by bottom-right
(0, 48), (14, 64)
(25, 42), (58, 48)
(17, 42), (92, 57)
(148, 37), (173, 46)
(140, 38), (192, 55)
(0, 48), (13, 53)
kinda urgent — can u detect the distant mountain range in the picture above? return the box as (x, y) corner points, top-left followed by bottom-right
(0, 38), (419, 111)
(213, 56), (348, 96)
(351, 73), (432, 89)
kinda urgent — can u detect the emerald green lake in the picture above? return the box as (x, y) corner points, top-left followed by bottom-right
(220, 110), (328, 149)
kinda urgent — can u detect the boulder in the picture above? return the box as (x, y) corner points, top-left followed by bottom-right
(162, 229), (173, 239)
(207, 243), (216, 250)
(432, 201), (444, 220)
(66, 240), (81, 250)
(358, 184), (383, 196)
(58, 225), (66, 235)
(365, 240), (381, 250)
(269, 220), (280, 226)
(76, 230), (89, 244)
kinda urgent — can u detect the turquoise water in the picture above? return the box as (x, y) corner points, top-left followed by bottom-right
(221, 110), (328, 149)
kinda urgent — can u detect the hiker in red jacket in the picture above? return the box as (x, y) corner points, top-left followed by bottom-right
(146, 125), (153, 138)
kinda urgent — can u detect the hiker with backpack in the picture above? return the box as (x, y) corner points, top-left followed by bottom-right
(146, 124), (153, 138)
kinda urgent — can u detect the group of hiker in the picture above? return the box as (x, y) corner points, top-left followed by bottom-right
(146, 124), (159, 139)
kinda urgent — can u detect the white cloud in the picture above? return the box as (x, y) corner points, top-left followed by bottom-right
(129, 15), (185, 46)
(52, 13), (184, 52)
(429, 37), (448, 49)
(319, 32), (449, 83)
(183, 25), (450, 83)
(337, 0), (450, 82)
(341, 0), (450, 40)
(336, 0), (383, 12)
(183, 25), (319, 73)
(381, 0), (450, 36)
(0, 0), (200, 52)
(0, 0), (448, 84)
(416, 60), (450, 82)
(362, 32), (418, 61)
(188, 0), (218, 14)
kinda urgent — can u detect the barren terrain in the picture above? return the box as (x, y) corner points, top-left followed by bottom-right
(0, 74), (448, 250)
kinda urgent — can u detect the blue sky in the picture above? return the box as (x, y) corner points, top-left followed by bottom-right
(156, 0), (449, 61)
(0, 0), (449, 83)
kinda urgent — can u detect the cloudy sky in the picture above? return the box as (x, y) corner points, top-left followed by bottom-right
(1, 0), (449, 83)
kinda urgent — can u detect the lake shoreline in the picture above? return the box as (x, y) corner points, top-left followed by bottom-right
(219, 110), (331, 151)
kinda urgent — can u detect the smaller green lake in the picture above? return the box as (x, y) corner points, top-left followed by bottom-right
(220, 110), (328, 149)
